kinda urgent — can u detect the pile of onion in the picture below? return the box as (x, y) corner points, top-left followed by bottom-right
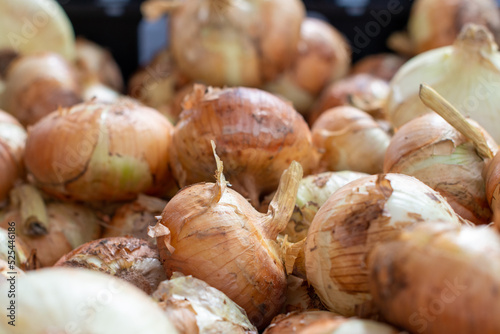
(169, 85), (317, 207)
(150, 148), (302, 329)
(24, 99), (173, 202)
(305, 173), (462, 317)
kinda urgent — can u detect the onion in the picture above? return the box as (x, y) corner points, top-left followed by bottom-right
(0, 184), (101, 267)
(351, 53), (407, 82)
(263, 311), (400, 334)
(0, 110), (26, 202)
(308, 74), (390, 125)
(153, 272), (258, 333)
(305, 173), (462, 317)
(149, 0), (305, 87)
(0, 227), (33, 270)
(24, 99), (173, 201)
(55, 237), (167, 295)
(389, 0), (500, 56)
(0, 267), (178, 333)
(386, 24), (500, 144)
(312, 106), (391, 174)
(369, 222), (500, 333)
(149, 149), (303, 329)
(264, 18), (351, 114)
(3, 52), (82, 126)
(169, 85), (317, 207)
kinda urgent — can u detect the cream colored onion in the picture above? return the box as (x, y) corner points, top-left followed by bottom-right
(305, 173), (462, 317)
(386, 24), (500, 143)
(24, 99), (173, 201)
(0, 267), (178, 334)
(153, 272), (257, 333)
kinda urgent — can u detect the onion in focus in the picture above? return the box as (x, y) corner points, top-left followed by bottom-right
(25, 99), (173, 202)
(305, 173), (462, 316)
(351, 53), (407, 82)
(153, 272), (258, 333)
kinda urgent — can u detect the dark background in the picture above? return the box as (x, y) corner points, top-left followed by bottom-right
(57, 0), (415, 84)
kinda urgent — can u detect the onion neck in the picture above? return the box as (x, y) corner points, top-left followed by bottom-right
(10, 184), (49, 236)
(454, 24), (498, 58)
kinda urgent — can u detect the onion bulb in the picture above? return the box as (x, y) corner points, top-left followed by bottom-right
(312, 106), (391, 174)
(0, 184), (101, 267)
(146, 0), (305, 87)
(351, 53), (407, 82)
(0, 268), (178, 334)
(386, 24), (500, 144)
(3, 52), (82, 126)
(309, 74), (390, 125)
(169, 85), (317, 207)
(305, 173), (462, 317)
(264, 18), (351, 114)
(149, 148), (302, 329)
(369, 222), (500, 334)
(0, 110), (26, 202)
(263, 311), (400, 334)
(153, 272), (258, 333)
(55, 237), (167, 295)
(24, 99), (173, 202)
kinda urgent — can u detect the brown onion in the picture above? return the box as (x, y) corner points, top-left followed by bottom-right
(312, 106), (391, 174)
(169, 85), (317, 207)
(351, 53), (407, 82)
(55, 237), (167, 294)
(3, 53), (82, 126)
(25, 99), (173, 202)
(149, 152), (302, 329)
(305, 174), (462, 316)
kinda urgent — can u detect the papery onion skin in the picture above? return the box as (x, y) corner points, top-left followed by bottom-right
(305, 173), (462, 317)
(369, 222), (500, 334)
(312, 106), (391, 174)
(3, 53), (82, 126)
(282, 275), (326, 313)
(351, 53), (407, 82)
(55, 237), (167, 294)
(169, 85), (316, 207)
(0, 268), (178, 334)
(384, 113), (497, 225)
(485, 152), (500, 231)
(170, 0), (305, 87)
(24, 99), (173, 202)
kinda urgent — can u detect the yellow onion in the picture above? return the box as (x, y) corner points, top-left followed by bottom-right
(264, 18), (351, 114)
(308, 74), (390, 125)
(169, 85), (317, 207)
(103, 194), (167, 241)
(145, 0), (305, 87)
(0, 0), (75, 60)
(305, 173), (462, 317)
(263, 311), (400, 334)
(24, 99), (173, 201)
(0, 259), (24, 286)
(351, 53), (407, 82)
(369, 222), (500, 334)
(0, 184), (101, 267)
(153, 272), (258, 333)
(0, 268), (178, 334)
(389, 0), (500, 56)
(0, 227), (34, 270)
(312, 106), (391, 174)
(0, 110), (26, 202)
(3, 52), (82, 126)
(55, 237), (167, 295)
(149, 150), (302, 329)
(386, 24), (500, 144)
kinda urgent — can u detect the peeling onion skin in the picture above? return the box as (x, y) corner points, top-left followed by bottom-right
(169, 85), (317, 208)
(351, 53), (407, 82)
(312, 106), (391, 175)
(305, 174), (462, 317)
(170, 0), (305, 87)
(55, 237), (167, 295)
(0, 110), (26, 202)
(369, 222), (500, 334)
(3, 53), (82, 126)
(384, 113), (497, 225)
(24, 99), (173, 202)
(485, 153), (500, 231)
(0, 268), (179, 334)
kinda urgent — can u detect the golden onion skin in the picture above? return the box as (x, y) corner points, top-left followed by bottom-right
(351, 53), (407, 82)
(169, 85), (317, 207)
(24, 99), (173, 202)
